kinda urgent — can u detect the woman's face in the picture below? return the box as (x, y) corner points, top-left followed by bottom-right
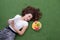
(23, 13), (33, 21)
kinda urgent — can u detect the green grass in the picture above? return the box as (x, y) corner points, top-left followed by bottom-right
(0, 0), (60, 40)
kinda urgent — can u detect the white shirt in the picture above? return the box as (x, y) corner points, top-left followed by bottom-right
(8, 15), (28, 32)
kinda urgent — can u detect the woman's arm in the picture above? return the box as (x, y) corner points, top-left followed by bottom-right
(9, 20), (28, 35)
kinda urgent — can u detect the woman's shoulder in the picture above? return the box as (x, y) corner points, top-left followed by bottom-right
(15, 14), (21, 17)
(14, 14), (22, 19)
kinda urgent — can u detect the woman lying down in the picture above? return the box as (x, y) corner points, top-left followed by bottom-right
(0, 6), (42, 40)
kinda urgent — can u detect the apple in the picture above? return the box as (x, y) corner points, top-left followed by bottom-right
(33, 26), (40, 31)
(34, 26), (39, 31)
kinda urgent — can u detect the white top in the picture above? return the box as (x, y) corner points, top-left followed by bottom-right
(8, 15), (28, 32)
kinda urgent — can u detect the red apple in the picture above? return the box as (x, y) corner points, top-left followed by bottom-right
(34, 26), (39, 31)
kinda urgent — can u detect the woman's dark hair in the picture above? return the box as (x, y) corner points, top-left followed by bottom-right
(21, 6), (42, 21)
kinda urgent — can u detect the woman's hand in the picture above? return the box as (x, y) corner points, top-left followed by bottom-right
(10, 20), (14, 27)
(18, 26), (28, 35)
